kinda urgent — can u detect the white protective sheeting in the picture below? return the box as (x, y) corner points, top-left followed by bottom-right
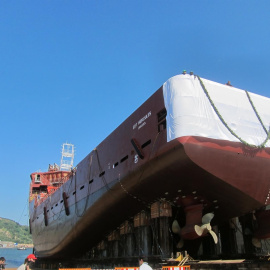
(163, 74), (270, 147)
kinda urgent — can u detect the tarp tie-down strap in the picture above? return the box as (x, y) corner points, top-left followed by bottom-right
(196, 75), (270, 149)
(245, 90), (268, 135)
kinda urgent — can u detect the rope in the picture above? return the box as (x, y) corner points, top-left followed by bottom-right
(95, 148), (112, 191)
(75, 155), (94, 217)
(195, 75), (270, 149)
(245, 90), (268, 135)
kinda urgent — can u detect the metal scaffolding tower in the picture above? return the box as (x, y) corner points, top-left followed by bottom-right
(60, 143), (75, 171)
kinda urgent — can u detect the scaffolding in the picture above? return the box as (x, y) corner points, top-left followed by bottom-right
(60, 143), (75, 171)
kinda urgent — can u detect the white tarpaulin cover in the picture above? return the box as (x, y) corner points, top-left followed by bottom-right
(163, 74), (270, 147)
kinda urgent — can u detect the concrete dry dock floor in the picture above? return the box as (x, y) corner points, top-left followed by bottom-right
(7, 260), (270, 270)
(21, 266), (270, 270)
(187, 259), (270, 269)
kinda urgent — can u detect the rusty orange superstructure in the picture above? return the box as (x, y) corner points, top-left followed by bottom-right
(29, 164), (72, 207)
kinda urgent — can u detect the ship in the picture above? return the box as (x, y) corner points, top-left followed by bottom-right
(29, 73), (270, 266)
(17, 246), (26, 250)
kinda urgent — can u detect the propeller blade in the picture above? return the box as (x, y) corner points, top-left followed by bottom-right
(176, 238), (184, 249)
(194, 225), (204, 236)
(172, 220), (184, 248)
(209, 229), (218, 244)
(172, 220), (181, 234)
(195, 224), (218, 245)
(244, 228), (252, 235)
(202, 213), (214, 224)
(252, 237), (262, 248)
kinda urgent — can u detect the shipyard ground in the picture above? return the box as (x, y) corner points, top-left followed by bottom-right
(6, 263), (270, 270)
(18, 263), (270, 270)
(30, 258), (270, 270)
(188, 260), (270, 269)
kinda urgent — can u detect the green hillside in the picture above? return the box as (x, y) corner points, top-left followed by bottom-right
(0, 217), (32, 244)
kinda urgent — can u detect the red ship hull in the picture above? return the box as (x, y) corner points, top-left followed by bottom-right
(29, 76), (270, 261)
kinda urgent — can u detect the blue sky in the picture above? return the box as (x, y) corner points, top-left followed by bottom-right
(0, 1), (270, 226)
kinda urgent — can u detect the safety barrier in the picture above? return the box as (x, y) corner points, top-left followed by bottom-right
(94, 269), (114, 270)
(162, 266), (190, 270)
(60, 268), (91, 270)
(114, 267), (139, 270)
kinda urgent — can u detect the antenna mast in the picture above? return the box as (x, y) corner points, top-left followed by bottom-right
(60, 143), (75, 171)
